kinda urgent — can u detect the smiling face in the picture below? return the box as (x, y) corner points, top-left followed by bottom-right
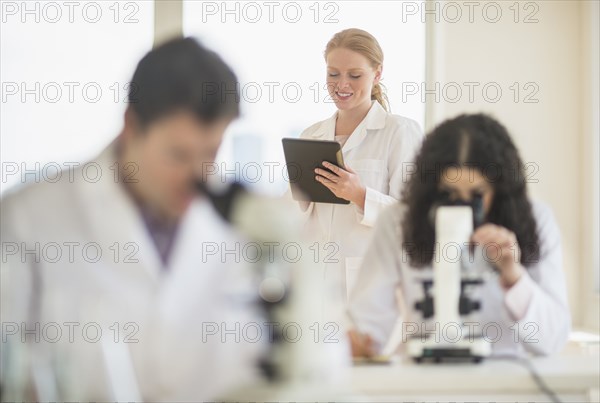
(326, 47), (381, 113)
(439, 166), (495, 215)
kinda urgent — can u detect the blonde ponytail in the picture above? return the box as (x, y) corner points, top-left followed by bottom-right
(371, 82), (390, 113)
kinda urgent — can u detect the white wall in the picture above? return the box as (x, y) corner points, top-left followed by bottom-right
(580, 0), (600, 331)
(426, 0), (599, 328)
(0, 1), (154, 195)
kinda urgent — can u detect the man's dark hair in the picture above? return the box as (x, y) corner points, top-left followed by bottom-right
(401, 113), (540, 268)
(128, 37), (240, 128)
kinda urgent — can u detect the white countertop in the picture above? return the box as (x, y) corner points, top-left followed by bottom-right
(222, 341), (600, 402)
(348, 343), (600, 401)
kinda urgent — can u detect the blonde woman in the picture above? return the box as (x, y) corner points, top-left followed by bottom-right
(296, 28), (423, 306)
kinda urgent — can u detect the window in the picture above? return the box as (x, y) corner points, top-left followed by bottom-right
(1, 0), (153, 194)
(183, 1), (426, 195)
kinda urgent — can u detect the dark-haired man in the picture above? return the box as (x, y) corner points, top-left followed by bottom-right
(1, 38), (262, 401)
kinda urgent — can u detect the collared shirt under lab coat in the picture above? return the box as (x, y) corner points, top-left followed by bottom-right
(296, 101), (423, 305)
(348, 201), (571, 357)
(0, 143), (264, 401)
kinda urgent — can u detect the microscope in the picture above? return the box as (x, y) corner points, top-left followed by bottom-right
(197, 181), (348, 400)
(407, 195), (492, 363)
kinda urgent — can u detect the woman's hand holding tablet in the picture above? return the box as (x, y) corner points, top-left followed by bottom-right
(282, 138), (351, 204)
(315, 162), (366, 210)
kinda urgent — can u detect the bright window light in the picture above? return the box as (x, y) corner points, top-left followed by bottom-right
(1, 0), (154, 195)
(183, 1), (426, 195)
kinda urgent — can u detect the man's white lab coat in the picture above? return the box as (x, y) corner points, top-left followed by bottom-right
(0, 142), (263, 401)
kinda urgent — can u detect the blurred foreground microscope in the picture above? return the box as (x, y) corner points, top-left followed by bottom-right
(198, 181), (349, 400)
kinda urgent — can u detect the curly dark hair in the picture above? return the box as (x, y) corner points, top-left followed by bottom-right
(401, 113), (540, 268)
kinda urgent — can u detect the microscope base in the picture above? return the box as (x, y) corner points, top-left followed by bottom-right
(407, 335), (491, 363)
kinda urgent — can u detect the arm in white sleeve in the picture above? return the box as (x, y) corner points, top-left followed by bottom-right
(355, 119), (423, 227)
(347, 205), (403, 353)
(503, 201), (571, 355)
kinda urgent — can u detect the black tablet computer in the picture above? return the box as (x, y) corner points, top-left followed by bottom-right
(282, 138), (350, 204)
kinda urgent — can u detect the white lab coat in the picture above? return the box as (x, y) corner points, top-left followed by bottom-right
(0, 142), (263, 401)
(348, 201), (571, 357)
(295, 101), (423, 306)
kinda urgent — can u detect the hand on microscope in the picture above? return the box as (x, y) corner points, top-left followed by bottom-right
(471, 223), (525, 289)
(348, 330), (376, 358)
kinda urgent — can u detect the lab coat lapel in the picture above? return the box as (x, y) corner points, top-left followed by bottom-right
(342, 101), (387, 154)
(76, 142), (163, 285)
(161, 197), (226, 292)
(309, 111), (336, 141)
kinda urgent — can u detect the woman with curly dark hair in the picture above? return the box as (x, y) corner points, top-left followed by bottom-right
(347, 113), (570, 358)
